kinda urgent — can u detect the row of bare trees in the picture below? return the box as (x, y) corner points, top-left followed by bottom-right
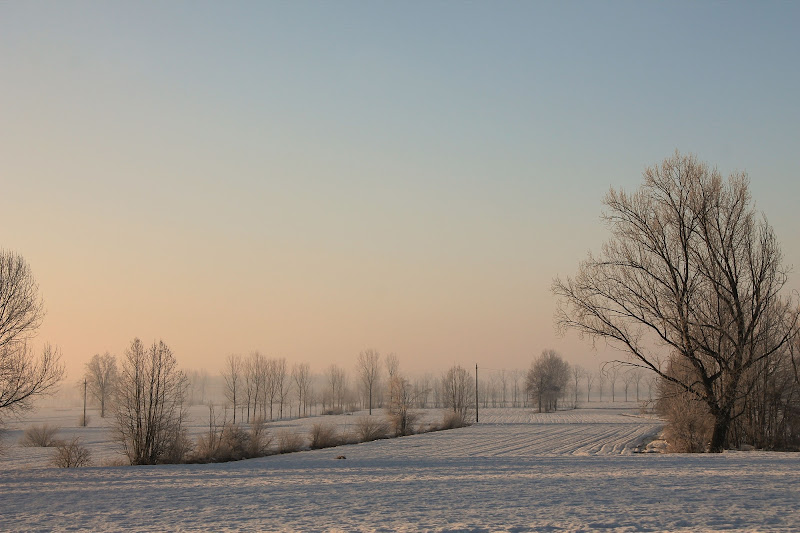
(220, 354), (293, 423)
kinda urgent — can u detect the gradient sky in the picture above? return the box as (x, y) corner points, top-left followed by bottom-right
(2, 2), (799, 381)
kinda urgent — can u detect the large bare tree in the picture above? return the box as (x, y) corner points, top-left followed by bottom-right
(356, 349), (381, 415)
(0, 250), (64, 418)
(84, 352), (118, 417)
(554, 152), (799, 451)
(114, 338), (188, 464)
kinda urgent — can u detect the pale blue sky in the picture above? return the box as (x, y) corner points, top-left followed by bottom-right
(2, 2), (798, 378)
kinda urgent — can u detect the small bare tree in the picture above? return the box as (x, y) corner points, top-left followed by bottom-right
(325, 364), (347, 413)
(274, 357), (290, 419)
(631, 368), (644, 402)
(604, 364), (620, 403)
(85, 352), (117, 418)
(498, 369), (509, 408)
(357, 349), (381, 415)
(596, 368), (606, 402)
(511, 369), (524, 407)
(441, 365), (474, 423)
(622, 369), (636, 402)
(571, 364), (583, 406)
(526, 350), (570, 412)
(114, 338), (189, 465)
(0, 251), (64, 418)
(387, 374), (417, 436)
(52, 437), (92, 468)
(222, 354), (242, 423)
(585, 371), (595, 402)
(292, 362), (311, 417)
(385, 353), (399, 406)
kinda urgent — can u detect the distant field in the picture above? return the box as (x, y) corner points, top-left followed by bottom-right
(2, 404), (799, 532)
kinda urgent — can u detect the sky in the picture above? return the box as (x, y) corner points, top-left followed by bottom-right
(2, 1), (799, 382)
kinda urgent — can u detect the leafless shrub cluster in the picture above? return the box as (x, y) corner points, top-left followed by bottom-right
(20, 424), (61, 447)
(52, 437), (92, 468)
(388, 411), (418, 437)
(661, 398), (714, 453)
(656, 358), (714, 452)
(440, 410), (469, 430)
(355, 416), (390, 442)
(192, 419), (273, 463)
(101, 457), (128, 467)
(309, 422), (340, 449)
(276, 430), (305, 453)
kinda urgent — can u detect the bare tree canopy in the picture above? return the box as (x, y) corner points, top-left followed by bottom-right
(0, 250), (64, 418)
(553, 152), (799, 451)
(0, 250), (44, 350)
(442, 365), (475, 422)
(357, 349), (381, 415)
(526, 349), (570, 412)
(84, 352), (118, 418)
(222, 354), (242, 423)
(114, 338), (188, 465)
(291, 362), (311, 417)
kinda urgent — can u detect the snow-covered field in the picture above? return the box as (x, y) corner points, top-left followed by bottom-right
(2, 404), (799, 532)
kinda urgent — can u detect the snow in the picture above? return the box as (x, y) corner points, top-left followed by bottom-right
(2, 404), (799, 532)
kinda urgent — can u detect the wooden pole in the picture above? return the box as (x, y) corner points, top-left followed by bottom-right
(475, 364), (479, 423)
(83, 378), (87, 426)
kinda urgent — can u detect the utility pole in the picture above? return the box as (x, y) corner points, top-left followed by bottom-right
(83, 378), (87, 427)
(475, 364), (479, 423)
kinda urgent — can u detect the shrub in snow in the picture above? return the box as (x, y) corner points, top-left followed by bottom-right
(277, 430), (305, 454)
(52, 437), (92, 468)
(440, 410), (470, 430)
(657, 391), (713, 453)
(192, 420), (273, 463)
(388, 410), (418, 437)
(355, 416), (390, 442)
(656, 361), (714, 452)
(309, 423), (340, 449)
(20, 424), (61, 447)
(160, 428), (194, 464)
(246, 418), (273, 456)
(101, 457), (129, 467)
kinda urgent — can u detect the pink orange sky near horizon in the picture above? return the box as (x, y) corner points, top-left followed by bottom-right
(3, 2), (799, 382)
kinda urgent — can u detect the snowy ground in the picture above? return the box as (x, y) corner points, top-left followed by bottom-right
(2, 404), (799, 532)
